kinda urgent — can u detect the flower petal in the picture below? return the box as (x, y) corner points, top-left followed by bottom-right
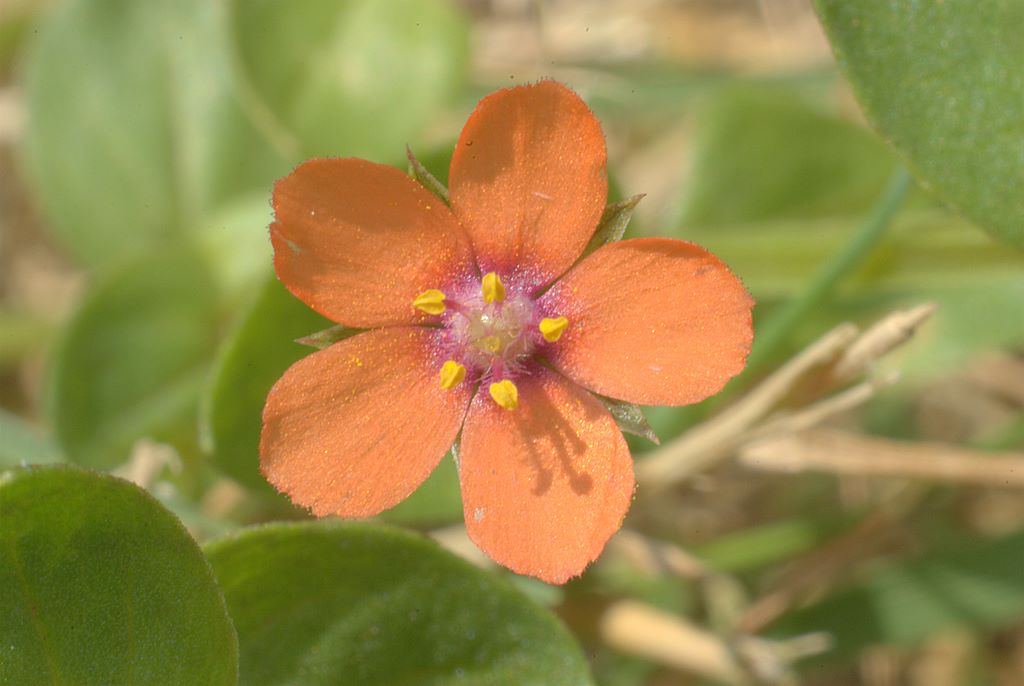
(271, 158), (474, 328)
(449, 81), (607, 291)
(458, 369), (635, 584)
(540, 238), (754, 406)
(260, 327), (471, 517)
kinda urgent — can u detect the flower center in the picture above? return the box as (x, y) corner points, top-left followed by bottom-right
(413, 272), (569, 410)
(452, 290), (537, 378)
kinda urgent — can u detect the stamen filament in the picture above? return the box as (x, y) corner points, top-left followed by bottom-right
(489, 379), (519, 410)
(539, 316), (569, 342)
(413, 289), (446, 315)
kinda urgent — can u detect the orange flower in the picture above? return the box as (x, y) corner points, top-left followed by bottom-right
(260, 81), (753, 584)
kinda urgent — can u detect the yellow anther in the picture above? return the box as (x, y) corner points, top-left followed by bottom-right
(413, 289), (446, 315)
(539, 316), (569, 342)
(480, 335), (503, 354)
(439, 360), (466, 390)
(489, 380), (519, 410)
(481, 272), (506, 304)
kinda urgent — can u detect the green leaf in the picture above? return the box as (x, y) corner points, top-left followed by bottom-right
(772, 529), (1024, 662)
(378, 454), (463, 527)
(46, 249), (221, 469)
(680, 86), (899, 228)
(23, 0), (284, 268)
(814, 0), (1024, 249)
(0, 465), (237, 684)
(194, 195), (275, 302)
(0, 409), (63, 467)
(205, 521), (594, 686)
(0, 308), (52, 368)
(203, 276), (331, 488)
(232, 0), (469, 160)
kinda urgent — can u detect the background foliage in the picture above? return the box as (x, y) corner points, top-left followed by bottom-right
(2, 0), (1022, 684)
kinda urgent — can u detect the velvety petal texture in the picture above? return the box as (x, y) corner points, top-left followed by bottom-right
(458, 369), (635, 584)
(272, 158), (474, 328)
(540, 238), (754, 406)
(449, 81), (607, 290)
(261, 327), (470, 517)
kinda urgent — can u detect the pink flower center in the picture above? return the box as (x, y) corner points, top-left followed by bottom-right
(445, 287), (540, 382)
(413, 272), (569, 410)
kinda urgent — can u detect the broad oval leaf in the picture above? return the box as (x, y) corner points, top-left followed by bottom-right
(679, 86), (899, 228)
(205, 521), (594, 686)
(46, 249), (221, 469)
(814, 0), (1024, 249)
(232, 0), (469, 160)
(0, 465), (237, 684)
(23, 0), (284, 267)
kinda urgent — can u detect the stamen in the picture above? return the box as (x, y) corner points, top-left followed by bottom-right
(539, 316), (569, 342)
(480, 335), (503, 353)
(489, 380), (519, 410)
(413, 289), (446, 315)
(481, 272), (506, 304)
(439, 360), (466, 390)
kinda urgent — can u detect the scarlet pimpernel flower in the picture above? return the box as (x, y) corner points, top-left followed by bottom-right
(260, 81), (753, 584)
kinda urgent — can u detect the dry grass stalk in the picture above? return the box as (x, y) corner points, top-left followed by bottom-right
(832, 303), (937, 380)
(600, 600), (749, 684)
(601, 599), (830, 685)
(637, 304), (938, 488)
(739, 428), (1024, 488)
(637, 323), (860, 486)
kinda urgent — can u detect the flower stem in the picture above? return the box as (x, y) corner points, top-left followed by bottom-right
(746, 168), (914, 373)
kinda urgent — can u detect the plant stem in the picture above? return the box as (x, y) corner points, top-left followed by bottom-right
(746, 168), (914, 372)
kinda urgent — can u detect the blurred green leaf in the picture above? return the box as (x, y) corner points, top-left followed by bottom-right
(695, 516), (851, 574)
(680, 86), (899, 227)
(205, 521), (594, 686)
(0, 465), (237, 684)
(0, 0), (37, 76)
(814, 0), (1024, 249)
(0, 409), (63, 467)
(773, 529), (1024, 662)
(233, 0), (469, 160)
(194, 194), (274, 302)
(203, 276), (330, 489)
(684, 212), (1024, 378)
(379, 454), (462, 527)
(0, 308), (52, 366)
(46, 249), (220, 469)
(24, 0), (284, 268)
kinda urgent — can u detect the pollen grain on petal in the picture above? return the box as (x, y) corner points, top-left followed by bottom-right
(481, 272), (506, 304)
(539, 316), (569, 342)
(413, 289), (446, 315)
(439, 360), (467, 390)
(488, 379), (519, 410)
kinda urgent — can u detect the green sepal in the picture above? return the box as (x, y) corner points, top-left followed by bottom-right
(599, 396), (660, 445)
(295, 323), (358, 350)
(406, 145), (450, 205)
(583, 194), (645, 257)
